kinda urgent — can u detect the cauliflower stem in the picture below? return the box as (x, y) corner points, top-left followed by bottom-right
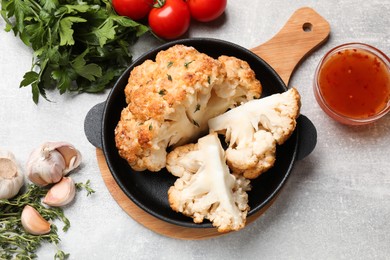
(167, 133), (251, 232)
(208, 88), (301, 179)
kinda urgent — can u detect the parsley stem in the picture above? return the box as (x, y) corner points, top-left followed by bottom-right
(26, 0), (42, 12)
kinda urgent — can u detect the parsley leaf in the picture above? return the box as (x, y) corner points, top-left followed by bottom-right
(93, 18), (117, 47)
(59, 16), (87, 46)
(20, 71), (39, 87)
(71, 49), (102, 81)
(1, 0), (151, 103)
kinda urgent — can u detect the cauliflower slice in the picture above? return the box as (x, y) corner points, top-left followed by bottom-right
(208, 88), (301, 179)
(166, 133), (251, 232)
(115, 45), (262, 171)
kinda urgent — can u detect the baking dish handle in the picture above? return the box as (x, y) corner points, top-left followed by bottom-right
(84, 101), (105, 149)
(296, 114), (317, 160)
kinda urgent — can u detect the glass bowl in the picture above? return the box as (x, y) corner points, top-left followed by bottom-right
(313, 43), (390, 125)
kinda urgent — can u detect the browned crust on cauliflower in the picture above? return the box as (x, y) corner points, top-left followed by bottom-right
(115, 45), (262, 172)
(124, 45), (223, 121)
(217, 55), (262, 101)
(115, 107), (157, 171)
(166, 143), (198, 177)
(226, 130), (277, 179)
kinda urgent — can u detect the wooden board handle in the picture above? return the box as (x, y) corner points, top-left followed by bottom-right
(251, 7), (330, 86)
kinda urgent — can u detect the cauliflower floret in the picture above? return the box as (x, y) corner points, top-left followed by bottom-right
(115, 45), (262, 171)
(166, 133), (251, 232)
(208, 88), (301, 179)
(215, 55), (262, 103)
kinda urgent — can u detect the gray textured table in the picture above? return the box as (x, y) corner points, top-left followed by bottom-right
(1, 1), (389, 259)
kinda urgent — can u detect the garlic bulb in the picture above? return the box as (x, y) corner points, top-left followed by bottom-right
(43, 177), (76, 207)
(0, 148), (24, 199)
(21, 205), (51, 235)
(26, 142), (82, 186)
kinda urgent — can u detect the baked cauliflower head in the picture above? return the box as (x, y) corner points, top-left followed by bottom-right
(166, 133), (251, 232)
(208, 88), (301, 179)
(115, 45), (262, 171)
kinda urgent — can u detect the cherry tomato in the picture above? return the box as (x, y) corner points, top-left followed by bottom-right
(187, 0), (227, 22)
(112, 0), (153, 20)
(148, 0), (191, 39)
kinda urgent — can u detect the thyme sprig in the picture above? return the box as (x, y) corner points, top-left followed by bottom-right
(0, 181), (94, 259)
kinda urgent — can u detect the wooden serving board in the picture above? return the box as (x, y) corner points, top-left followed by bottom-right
(96, 7), (330, 239)
(97, 149), (276, 239)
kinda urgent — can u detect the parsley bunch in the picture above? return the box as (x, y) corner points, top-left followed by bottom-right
(0, 181), (95, 259)
(1, 0), (149, 103)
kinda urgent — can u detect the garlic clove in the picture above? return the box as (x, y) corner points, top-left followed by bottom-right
(21, 205), (51, 235)
(26, 145), (66, 186)
(26, 142), (82, 186)
(0, 148), (24, 199)
(52, 142), (82, 175)
(43, 177), (76, 207)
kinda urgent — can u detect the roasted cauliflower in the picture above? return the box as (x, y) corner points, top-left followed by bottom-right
(115, 45), (262, 171)
(166, 133), (251, 232)
(208, 88), (301, 179)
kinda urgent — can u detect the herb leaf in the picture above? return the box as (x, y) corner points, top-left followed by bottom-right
(184, 60), (194, 68)
(93, 18), (118, 47)
(71, 49), (102, 81)
(158, 89), (167, 95)
(0, 181), (94, 259)
(20, 71), (39, 87)
(194, 104), (201, 113)
(59, 16), (87, 46)
(1, 0), (150, 103)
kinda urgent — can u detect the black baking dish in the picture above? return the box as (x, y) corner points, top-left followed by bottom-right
(84, 38), (317, 229)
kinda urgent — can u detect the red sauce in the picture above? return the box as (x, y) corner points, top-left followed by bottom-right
(318, 48), (390, 119)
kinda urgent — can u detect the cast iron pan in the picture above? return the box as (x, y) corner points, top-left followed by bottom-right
(84, 37), (318, 229)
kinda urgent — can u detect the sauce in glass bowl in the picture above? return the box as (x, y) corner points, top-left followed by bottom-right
(314, 43), (390, 125)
